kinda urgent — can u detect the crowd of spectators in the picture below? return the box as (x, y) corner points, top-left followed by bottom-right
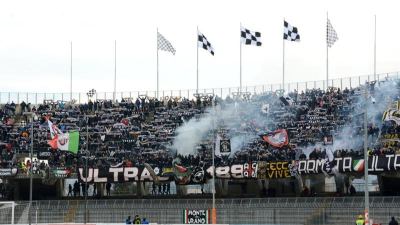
(0, 80), (399, 176)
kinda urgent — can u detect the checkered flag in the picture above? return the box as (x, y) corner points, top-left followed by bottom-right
(283, 21), (300, 41)
(157, 32), (176, 55)
(241, 26), (262, 46)
(327, 19), (338, 48)
(198, 31), (215, 55)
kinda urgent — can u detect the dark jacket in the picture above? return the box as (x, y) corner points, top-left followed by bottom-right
(389, 217), (399, 225)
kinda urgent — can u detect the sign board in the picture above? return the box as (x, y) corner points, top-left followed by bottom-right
(183, 209), (210, 224)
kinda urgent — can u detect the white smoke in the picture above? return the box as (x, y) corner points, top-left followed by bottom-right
(173, 101), (267, 156)
(328, 80), (399, 152)
(173, 113), (214, 156)
(173, 79), (400, 157)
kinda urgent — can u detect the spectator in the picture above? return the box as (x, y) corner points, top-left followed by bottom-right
(151, 183), (157, 195)
(141, 218), (149, 224)
(125, 216), (132, 224)
(166, 182), (170, 195)
(67, 184), (73, 197)
(81, 182), (86, 197)
(134, 215), (141, 224)
(301, 186), (309, 197)
(389, 217), (399, 225)
(106, 183), (111, 196)
(73, 181), (80, 197)
(92, 184), (97, 197)
(355, 214), (364, 225)
(349, 185), (356, 196)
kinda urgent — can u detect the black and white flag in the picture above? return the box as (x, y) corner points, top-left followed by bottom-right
(241, 26), (262, 46)
(327, 19), (338, 48)
(198, 31), (215, 55)
(157, 32), (176, 55)
(283, 21), (300, 41)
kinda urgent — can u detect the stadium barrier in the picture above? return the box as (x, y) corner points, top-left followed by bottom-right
(14, 223), (288, 225)
(2, 197), (399, 225)
(0, 72), (397, 104)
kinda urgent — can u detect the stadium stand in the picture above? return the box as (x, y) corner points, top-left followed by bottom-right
(1, 73), (400, 224)
(0, 82), (384, 170)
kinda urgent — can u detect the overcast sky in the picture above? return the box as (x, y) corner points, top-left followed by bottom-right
(0, 0), (399, 94)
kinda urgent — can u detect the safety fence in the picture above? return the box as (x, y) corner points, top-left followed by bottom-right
(2, 197), (400, 224)
(0, 72), (398, 104)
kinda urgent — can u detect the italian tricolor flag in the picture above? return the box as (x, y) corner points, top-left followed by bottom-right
(353, 159), (365, 172)
(46, 118), (79, 154)
(48, 132), (80, 154)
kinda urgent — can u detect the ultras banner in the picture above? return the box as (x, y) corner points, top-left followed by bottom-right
(77, 162), (258, 184)
(258, 154), (400, 178)
(292, 154), (400, 175)
(77, 155), (400, 183)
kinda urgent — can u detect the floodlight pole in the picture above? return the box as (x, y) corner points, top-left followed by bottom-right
(364, 84), (369, 224)
(12, 202), (15, 224)
(84, 118), (89, 224)
(211, 104), (216, 224)
(29, 117), (33, 225)
(212, 130), (215, 222)
(113, 40), (117, 102)
(22, 112), (35, 225)
(374, 15), (376, 81)
(70, 41), (73, 101)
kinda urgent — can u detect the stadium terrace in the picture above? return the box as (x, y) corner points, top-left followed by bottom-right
(1, 74), (400, 199)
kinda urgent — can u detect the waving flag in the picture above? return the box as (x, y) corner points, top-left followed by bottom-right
(283, 21), (300, 41)
(241, 26), (262, 46)
(48, 131), (80, 154)
(157, 32), (176, 55)
(383, 109), (400, 125)
(46, 117), (61, 139)
(262, 129), (289, 148)
(46, 117), (79, 154)
(327, 19), (338, 48)
(198, 31), (215, 55)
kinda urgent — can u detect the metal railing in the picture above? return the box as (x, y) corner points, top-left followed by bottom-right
(0, 72), (398, 104)
(4, 196), (400, 224)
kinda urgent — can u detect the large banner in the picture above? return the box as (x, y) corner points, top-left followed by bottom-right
(77, 162), (258, 184)
(0, 168), (18, 177)
(294, 155), (400, 175)
(257, 161), (292, 179)
(50, 167), (72, 178)
(183, 209), (210, 224)
(71, 154), (400, 183)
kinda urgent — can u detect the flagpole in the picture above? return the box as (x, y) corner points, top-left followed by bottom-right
(70, 41), (73, 101)
(282, 19), (285, 93)
(240, 22), (242, 93)
(113, 40), (117, 102)
(364, 84), (369, 225)
(196, 26), (199, 94)
(326, 12), (329, 91)
(157, 28), (159, 99)
(374, 15), (376, 81)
